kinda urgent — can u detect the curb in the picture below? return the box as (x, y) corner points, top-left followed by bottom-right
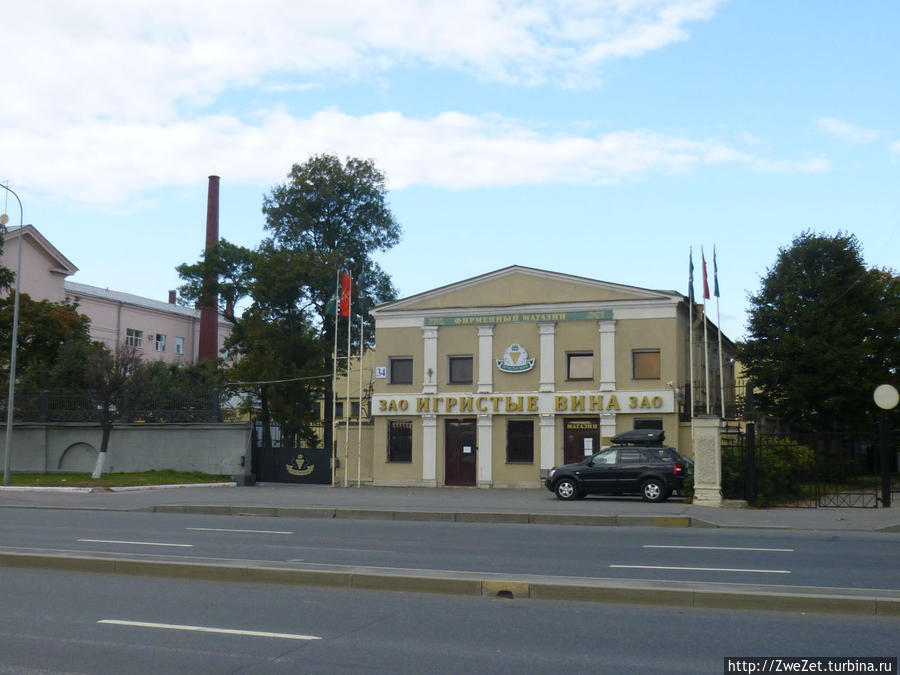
(149, 504), (708, 528)
(0, 483), (236, 494)
(1, 549), (897, 617)
(141, 505), (900, 532)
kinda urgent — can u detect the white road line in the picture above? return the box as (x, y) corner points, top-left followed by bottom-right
(611, 564), (791, 574)
(98, 620), (321, 641)
(77, 539), (193, 548)
(643, 545), (794, 552)
(186, 527), (293, 535)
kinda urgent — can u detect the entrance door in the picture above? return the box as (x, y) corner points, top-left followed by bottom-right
(445, 418), (476, 486)
(564, 419), (599, 465)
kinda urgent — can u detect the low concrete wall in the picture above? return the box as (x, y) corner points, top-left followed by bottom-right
(0, 422), (253, 477)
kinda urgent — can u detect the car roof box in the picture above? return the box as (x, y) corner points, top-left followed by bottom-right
(611, 429), (665, 445)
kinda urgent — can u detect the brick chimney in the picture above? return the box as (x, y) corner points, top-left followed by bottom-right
(168, 290), (176, 304)
(198, 175), (220, 362)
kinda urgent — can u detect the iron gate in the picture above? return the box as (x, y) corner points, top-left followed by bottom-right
(252, 421), (332, 484)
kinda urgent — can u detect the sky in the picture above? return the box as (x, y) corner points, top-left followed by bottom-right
(1, 0), (898, 342)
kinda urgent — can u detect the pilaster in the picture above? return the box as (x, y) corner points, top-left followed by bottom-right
(538, 322), (556, 393)
(477, 325), (494, 393)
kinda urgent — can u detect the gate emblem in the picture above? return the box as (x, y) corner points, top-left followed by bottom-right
(286, 454), (315, 476)
(496, 343), (535, 373)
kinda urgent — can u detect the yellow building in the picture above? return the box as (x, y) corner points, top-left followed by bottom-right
(349, 265), (733, 488)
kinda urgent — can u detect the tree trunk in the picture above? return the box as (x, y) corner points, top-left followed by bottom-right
(91, 425), (111, 479)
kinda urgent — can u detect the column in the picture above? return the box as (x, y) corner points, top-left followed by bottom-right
(538, 323), (556, 392)
(477, 325), (494, 393)
(692, 415), (723, 506)
(477, 414), (493, 487)
(421, 414), (437, 487)
(423, 325), (438, 394)
(598, 319), (616, 391)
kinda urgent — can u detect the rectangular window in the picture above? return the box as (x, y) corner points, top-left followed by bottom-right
(155, 334), (167, 352)
(567, 352), (593, 380)
(334, 402), (361, 420)
(633, 349), (661, 380)
(634, 418), (663, 430)
(390, 357), (413, 384)
(448, 356), (473, 384)
(506, 419), (534, 463)
(388, 420), (413, 462)
(126, 329), (143, 348)
(174, 337), (185, 355)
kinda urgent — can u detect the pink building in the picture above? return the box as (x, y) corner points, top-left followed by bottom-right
(2, 224), (230, 364)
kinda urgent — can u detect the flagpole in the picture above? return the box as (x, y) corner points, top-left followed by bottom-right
(331, 269), (339, 487)
(344, 275), (352, 488)
(357, 310), (364, 488)
(702, 247), (711, 415)
(715, 246), (725, 419)
(688, 248), (695, 422)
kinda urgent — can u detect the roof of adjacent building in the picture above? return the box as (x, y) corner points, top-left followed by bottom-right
(65, 281), (200, 318)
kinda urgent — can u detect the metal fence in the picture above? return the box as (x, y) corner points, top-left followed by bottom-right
(1, 390), (228, 424)
(722, 425), (899, 508)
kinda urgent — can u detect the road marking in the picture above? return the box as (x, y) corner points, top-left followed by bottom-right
(98, 620), (321, 641)
(611, 564), (790, 574)
(77, 539), (193, 548)
(186, 527), (293, 535)
(643, 545), (794, 552)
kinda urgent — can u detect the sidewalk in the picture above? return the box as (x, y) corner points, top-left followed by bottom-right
(2, 483), (899, 532)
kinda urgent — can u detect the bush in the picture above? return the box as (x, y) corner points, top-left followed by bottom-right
(754, 437), (814, 506)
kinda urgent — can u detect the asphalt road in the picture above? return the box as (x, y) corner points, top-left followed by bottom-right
(0, 567), (897, 675)
(1, 507), (899, 592)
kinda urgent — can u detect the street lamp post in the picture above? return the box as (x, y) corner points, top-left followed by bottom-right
(874, 384), (899, 508)
(1, 184), (24, 485)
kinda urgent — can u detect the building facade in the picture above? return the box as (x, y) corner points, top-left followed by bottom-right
(63, 282), (230, 364)
(366, 266), (733, 488)
(2, 225), (229, 364)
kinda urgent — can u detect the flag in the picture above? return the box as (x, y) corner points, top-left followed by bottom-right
(688, 248), (695, 304)
(339, 273), (351, 317)
(324, 280), (338, 315)
(701, 249), (710, 300)
(713, 246), (720, 298)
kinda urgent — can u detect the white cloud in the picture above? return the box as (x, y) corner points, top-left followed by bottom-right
(1, 0), (723, 131)
(1, 0), (825, 207)
(816, 117), (881, 145)
(1, 109), (828, 205)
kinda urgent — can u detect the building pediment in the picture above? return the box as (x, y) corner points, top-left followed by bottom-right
(372, 265), (680, 317)
(5, 225), (78, 277)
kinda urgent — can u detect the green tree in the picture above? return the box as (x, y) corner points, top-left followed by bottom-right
(177, 154), (402, 448)
(741, 231), (900, 431)
(175, 238), (254, 324)
(0, 294), (93, 392)
(0, 223), (17, 293)
(261, 153), (401, 332)
(85, 344), (141, 478)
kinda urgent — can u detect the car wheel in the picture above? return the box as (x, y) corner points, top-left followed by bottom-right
(640, 479), (668, 503)
(554, 478), (579, 501)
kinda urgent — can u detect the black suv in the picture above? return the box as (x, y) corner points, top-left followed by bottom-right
(545, 429), (688, 502)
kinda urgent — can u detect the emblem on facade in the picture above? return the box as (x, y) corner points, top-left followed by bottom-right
(496, 343), (535, 373)
(286, 454), (314, 476)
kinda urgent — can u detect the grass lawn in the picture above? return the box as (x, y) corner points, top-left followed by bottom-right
(4, 470), (232, 488)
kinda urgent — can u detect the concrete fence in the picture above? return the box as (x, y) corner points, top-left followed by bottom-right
(0, 422), (253, 478)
